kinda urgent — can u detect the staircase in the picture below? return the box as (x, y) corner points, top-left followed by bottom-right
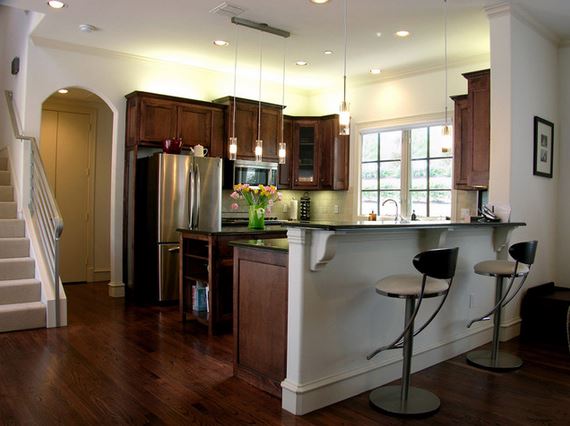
(0, 154), (46, 332)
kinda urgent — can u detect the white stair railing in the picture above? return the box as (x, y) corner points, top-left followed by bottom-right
(4, 90), (64, 326)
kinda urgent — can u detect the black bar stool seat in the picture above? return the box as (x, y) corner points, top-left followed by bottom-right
(367, 247), (459, 417)
(467, 240), (538, 371)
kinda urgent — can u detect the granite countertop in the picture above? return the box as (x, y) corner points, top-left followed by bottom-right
(177, 225), (287, 236)
(282, 220), (526, 231)
(229, 238), (289, 253)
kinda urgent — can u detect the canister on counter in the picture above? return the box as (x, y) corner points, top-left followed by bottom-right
(300, 192), (311, 221)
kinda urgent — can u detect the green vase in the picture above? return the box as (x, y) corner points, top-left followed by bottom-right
(248, 205), (265, 229)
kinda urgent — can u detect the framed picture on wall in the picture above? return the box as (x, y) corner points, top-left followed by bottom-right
(533, 116), (554, 178)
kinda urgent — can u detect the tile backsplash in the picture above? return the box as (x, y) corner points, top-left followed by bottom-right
(222, 189), (354, 221)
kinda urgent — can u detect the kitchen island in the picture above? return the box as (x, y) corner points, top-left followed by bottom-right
(177, 226), (287, 334)
(279, 220), (525, 415)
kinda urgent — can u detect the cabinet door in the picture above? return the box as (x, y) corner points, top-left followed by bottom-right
(452, 95), (472, 189)
(139, 98), (176, 143)
(292, 120), (319, 189)
(177, 104), (213, 150)
(232, 102), (257, 160)
(318, 116), (350, 191)
(260, 108), (282, 162)
(468, 72), (490, 188)
(278, 117), (293, 188)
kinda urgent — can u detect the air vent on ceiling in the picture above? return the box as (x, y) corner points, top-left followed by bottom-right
(209, 2), (245, 18)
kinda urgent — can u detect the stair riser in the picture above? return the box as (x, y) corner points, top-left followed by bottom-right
(0, 202), (17, 219)
(0, 186), (13, 202)
(0, 239), (29, 258)
(0, 305), (45, 333)
(0, 221), (25, 238)
(0, 282), (41, 305)
(0, 157), (7, 171)
(0, 260), (35, 280)
(0, 171), (9, 186)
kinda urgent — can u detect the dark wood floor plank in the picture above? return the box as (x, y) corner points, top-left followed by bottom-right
(0, 282), (569, 425)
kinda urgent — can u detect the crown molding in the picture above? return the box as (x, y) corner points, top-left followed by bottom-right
(485, 2), (561, 46)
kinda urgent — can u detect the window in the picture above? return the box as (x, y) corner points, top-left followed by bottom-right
(360, 124), (452, 219)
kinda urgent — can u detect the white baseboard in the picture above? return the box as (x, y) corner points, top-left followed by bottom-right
(282, 325), (495, 415)
(282, 319), (523, 415)
(107, 282), (125, 298)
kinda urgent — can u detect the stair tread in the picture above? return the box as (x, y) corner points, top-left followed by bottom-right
(0, 301), (45, 312)
(0, 278), (40, 287)
(0, 257), (34, 263)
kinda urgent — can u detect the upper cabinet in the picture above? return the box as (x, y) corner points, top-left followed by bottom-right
(213, 97), (283, 162)
(283, 115), (349, 191)
(452, 69), (490, 190)
(125, 91), (226, 157)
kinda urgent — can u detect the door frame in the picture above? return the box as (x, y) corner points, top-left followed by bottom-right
(41, 101), (97, 282)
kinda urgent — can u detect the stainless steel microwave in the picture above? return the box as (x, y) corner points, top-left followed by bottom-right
(224, 159), (278, 188)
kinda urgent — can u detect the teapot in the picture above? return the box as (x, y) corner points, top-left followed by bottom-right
(192, 144), (208, 157)
(162, 137), (183, 154)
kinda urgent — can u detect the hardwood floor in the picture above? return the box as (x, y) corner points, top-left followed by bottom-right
(0, 282), (569, 425)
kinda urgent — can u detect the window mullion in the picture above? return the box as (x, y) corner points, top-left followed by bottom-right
(401, 129), (410, 217)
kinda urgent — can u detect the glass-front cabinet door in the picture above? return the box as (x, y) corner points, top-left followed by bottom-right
(292, 120), (319, 189)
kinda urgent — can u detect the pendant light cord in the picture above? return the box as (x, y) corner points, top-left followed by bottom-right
(281, 38), (287, 143)
(343, 0), (348, 103)
(444, 0), (448, 126)
(232, 25), (239, 139)
(258, 33), (263, 141)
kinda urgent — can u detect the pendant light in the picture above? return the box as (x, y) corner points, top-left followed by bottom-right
(441, 0), (452, 153)
(255, 34), (263, 162)
(278, 38), (287, 165)
(228, 26), (239, 160)
(339, 0), (350, 136)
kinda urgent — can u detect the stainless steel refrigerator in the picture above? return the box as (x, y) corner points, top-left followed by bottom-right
(134, 153), (222, 302)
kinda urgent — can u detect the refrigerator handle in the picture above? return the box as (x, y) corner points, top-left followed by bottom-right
(195, 162), (201, 228)
(188, 163), (195, 228)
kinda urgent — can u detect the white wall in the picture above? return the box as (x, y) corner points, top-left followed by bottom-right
(556, 46), (570, 287)
(488, 7), (560, 310)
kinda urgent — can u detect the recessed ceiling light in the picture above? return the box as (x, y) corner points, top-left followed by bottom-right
(78, 24), (97, 33)
(47, 1), (66, 9)
(369, 68), (382, 75)
(395, 30), (411, 38)
(324, 50), (333, 55)
(376, 32), (382, 38)
(296, 61), (308, 66)
(310, 0), (330, 4)
(213, 40), (230, 47)
(57, 89), (69, 94)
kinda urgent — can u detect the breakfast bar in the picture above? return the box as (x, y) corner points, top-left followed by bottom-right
(279, 220), (525, 415)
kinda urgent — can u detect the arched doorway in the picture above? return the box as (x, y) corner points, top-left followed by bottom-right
(39, 88), (113, 284)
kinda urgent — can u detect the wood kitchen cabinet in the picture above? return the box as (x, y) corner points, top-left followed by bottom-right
(125, 91), (226, 156)
(178, 229), (287, 335)
(285, 114), (349, 191)
(452, 69), (490, 190)
(213, 97), (284, 162)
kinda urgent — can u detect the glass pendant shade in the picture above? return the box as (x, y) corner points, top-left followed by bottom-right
(339, 101), (350, 135)
(441, 124), (452, 153)
(255, 139), (263, 162)
(278, 142), (286, 164)
(228, 137), (238, 160)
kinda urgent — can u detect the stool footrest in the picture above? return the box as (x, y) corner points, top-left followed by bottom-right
(369, 385), (440, 417)
(466, 350), (523, 371)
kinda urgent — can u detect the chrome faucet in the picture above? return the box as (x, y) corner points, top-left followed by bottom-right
(382, 198), (400, 222)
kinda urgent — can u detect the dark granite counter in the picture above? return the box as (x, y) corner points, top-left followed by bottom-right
(282, 220), (526, 231)
(229, 238), (289, 253)
(177, 225), (286, 236)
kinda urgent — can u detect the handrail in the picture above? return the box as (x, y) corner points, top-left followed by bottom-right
(4, 90), (64, 326)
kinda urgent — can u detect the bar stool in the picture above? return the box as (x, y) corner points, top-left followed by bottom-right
(367, 247), (459, 417)
(467, 240), (538, 371)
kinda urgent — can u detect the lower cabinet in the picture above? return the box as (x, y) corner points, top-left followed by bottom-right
(178, 230), (286, 335)
(233, 245), (288, 397)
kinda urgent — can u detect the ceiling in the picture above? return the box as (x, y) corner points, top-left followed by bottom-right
(2, 0), (570, 90)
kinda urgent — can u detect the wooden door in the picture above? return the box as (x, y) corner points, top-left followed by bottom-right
(452, 95), (471, 189)
(140, 97), (176, 143)
(177, 104), (213, 150)
(260, 108), (282, 161)
(467, 70), (490, 188)
(233, 102), (257, 159)
(40, 111), (91, 282)
(292, 120), (320, 189)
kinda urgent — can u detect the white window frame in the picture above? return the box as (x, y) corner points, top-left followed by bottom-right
(354, 113), (454, 220)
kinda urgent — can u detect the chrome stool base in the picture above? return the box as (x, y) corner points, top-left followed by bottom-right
(369, 385), (440, 417)
(466, 350), (523, 371)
